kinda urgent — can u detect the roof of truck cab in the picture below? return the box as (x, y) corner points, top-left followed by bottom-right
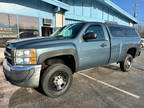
(106, 23), (135, 29)
(74, 22), (134, 29)
(83, 22), (134, 28)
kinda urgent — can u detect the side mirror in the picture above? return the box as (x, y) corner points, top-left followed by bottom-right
(83, 32), (97, 41)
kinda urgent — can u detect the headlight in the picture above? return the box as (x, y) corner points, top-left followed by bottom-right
(16, 58), (23, 64)
(16, 50), (24, 57)
(24, 50), (30, 56)
(15, 49), (37, 65)
(24, 58), (30, 64)
(16, 49), (36, 57)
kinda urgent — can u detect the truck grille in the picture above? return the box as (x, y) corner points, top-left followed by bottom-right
(5, 44), (14, 65)
(6, 47), (11, 54)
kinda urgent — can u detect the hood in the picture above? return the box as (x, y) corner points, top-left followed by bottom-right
(7, 36), (69, 49)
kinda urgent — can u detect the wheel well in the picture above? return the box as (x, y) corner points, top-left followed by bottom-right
(127, 48), (137, 58)
(42, 55), (76, 73)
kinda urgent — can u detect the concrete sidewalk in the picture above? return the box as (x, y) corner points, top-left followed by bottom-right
(0, 48), (5, 64)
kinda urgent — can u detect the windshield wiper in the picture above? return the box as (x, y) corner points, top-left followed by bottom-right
(55, 35), (65, 39)
(48, 35), (67, 39)
(55, 35), (64, 38)
(48, 35), (63, 38)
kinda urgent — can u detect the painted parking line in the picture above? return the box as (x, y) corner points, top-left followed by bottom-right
(78, 72), (140, 99)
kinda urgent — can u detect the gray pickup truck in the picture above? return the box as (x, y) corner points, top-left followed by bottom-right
(3, 22), (141, 97)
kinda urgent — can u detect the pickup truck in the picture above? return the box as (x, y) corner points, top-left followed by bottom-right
(3, 22), (141, 97)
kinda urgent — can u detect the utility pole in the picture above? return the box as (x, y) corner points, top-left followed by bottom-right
(134, 3), (137, 17)
(134, 0), (144, 18)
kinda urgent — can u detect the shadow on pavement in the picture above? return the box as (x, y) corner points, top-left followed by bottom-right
(8, 74), (117, 108)
(102, 65), (121, 71)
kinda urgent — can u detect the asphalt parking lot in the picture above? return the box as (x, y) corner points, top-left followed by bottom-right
(0, 49), (144, 108)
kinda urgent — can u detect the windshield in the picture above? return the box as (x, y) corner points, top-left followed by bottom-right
(51, 23), (84, 38)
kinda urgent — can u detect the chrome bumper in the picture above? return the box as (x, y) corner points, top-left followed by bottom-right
(3, 59), (41, 88)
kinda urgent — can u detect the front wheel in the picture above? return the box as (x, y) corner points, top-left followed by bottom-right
(41, 64), (73, 97)
(120, 54), (133, 72)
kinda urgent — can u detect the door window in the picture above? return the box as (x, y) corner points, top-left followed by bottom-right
(109, 26), (138, 37)
(109, 27), (125, 37)
(85, 25), (105, 40)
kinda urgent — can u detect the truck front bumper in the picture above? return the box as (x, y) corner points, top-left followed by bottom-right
(3, 59), (41, 88)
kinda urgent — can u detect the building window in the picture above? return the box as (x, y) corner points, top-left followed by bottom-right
(0, 13), (39, 47)
(0, 14), (17, 38)
(18, 16), (39, 38)
(0, 13), (39, 39)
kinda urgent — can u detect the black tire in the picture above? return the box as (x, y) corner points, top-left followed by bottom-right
(41, 63), (73, 97)
(120, 54), (133, 72)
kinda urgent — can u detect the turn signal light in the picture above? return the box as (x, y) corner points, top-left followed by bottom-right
(30, 57), (36, 64)
(30, 49), (36, 56)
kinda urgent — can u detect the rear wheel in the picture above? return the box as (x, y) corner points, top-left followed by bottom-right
(41, 63), (73, 97)
(120, 54), (133, 72)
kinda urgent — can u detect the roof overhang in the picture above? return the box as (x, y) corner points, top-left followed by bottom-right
(101, 0), (138, 24)
(41, 0), (70, 11)
(41, 0), (138, 24)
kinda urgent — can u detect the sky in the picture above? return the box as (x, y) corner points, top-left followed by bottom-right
(111, 0), (144, 25)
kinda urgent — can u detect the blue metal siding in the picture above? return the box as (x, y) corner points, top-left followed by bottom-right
(64, 0), (131, 26)
(95, 1), (103, 20)
(103, 6), (108, 21)
(65, 19), (82, 25)
(41, 0), (70, 11)
(0, 0), (137, 30)
(75, 0), (83, 16)
(83, 0), (91, 17)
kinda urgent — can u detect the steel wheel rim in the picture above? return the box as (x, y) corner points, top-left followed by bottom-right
(48, 71), (69, 91)
(126, 57), (132, 69)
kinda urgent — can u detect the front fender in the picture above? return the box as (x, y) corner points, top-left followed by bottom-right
(37, 49), (79, 72)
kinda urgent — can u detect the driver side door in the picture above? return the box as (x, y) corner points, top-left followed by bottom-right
(78, 24), (110, 70)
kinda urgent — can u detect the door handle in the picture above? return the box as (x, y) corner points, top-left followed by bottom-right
(100, 43), (107, 47)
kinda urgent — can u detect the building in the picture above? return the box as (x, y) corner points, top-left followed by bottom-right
(0, 0), (138, 46)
